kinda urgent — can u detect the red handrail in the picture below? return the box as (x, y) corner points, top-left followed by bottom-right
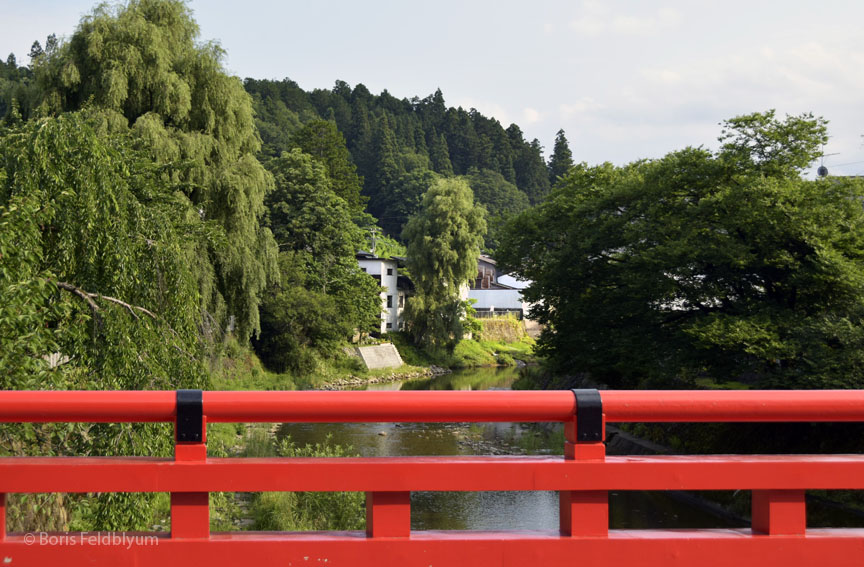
(2, 389), (864, 422)
(1, 389), (864, 567)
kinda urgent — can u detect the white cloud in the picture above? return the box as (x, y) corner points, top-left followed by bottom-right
(568, 16), (606, 36)
(568, 5), (681, 37)
(559, 98), (604, 118)
(522, 107), (542, 124)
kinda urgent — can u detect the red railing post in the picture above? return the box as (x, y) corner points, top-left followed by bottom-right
(0, 492), (6, 542)
(366, 491), (411, 538)
(752, 490), (806, 536)
(560, 389), (608, 537)
(171, 390), (209, 539)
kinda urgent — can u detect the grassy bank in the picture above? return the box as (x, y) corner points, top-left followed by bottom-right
(209, 336), (431, 391)
(387, 316), (537, 370)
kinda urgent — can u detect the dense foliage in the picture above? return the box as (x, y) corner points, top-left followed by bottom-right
(255, 150), (381, 373)
(244, 78), (554, 241)
(32, 0), (278, 342)
(0, 110), (208, 529)
(498, 111), (864, 389)
(402, 178), (486, 352)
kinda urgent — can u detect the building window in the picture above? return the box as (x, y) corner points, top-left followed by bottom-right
(386, 268), (393, 275)
(387, 295), (393, 308)
(360, 267), (366, 272)
(386, 322), (393, 329)
(398, 294), (404, 308)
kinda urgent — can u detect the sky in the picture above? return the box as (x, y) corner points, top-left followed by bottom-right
(3, 0), (864, 178)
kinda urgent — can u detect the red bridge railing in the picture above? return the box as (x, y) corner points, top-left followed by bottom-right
(1, 389), (864, 566)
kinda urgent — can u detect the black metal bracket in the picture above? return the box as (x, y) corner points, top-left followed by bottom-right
(572, 389), (603, 443)
(176, 389), (203, 443)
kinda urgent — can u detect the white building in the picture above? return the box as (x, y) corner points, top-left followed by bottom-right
(356, 251), (411, 333)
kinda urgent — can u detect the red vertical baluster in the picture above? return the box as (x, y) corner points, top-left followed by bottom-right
(560, 390), (607, 537)
(0, 492), (6, 542)
(752, 490), (806, 536)
(366, 491), (411, 538)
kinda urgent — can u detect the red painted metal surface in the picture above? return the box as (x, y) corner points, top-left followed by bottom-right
(3, 389), (864, 423)
(1, 389), (863, 567)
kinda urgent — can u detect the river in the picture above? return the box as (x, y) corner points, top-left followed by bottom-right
(276, 367), (864, 531)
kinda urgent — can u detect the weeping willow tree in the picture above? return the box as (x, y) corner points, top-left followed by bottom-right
(0, 110), (211, 529)
(402, 178), (486, 352)
(33, 0), (277, 342)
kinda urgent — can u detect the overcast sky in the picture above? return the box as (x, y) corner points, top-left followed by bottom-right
(3, 0), (864, 177)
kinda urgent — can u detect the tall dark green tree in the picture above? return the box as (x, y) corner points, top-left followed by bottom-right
(257, 149), (380, 372)
(429, 130), (453, 175)
(369, 169), (439, 237)
(291, 119), (365, 211)
(463, 168), (530, 249)
(402, 178), (486, 352)
(547, 128), (574, 186)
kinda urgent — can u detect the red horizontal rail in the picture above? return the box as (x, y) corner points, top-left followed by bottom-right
(2, 389), (864, 422)
(2, 389), (864, 566)
(3, 530), (864, 567)
(2, 454), (864, 493)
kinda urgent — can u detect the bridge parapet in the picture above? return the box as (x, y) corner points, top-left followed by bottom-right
(1, 389), (864, 566)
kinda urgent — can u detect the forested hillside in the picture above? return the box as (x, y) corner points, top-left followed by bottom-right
(245, 78), (573, 244)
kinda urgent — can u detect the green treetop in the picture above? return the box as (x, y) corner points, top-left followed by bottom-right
(402, 178), (486, 352)
(547, 128), (574, 186)
(33, 0), (277, 342)
(290, 119), (365, 211)
(498, 111), (864, 389)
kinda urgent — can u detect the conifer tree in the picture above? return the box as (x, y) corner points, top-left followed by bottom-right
(547, 128), (574, 186)
(429, 131), (454, 176)
(291, 119), (365, 211)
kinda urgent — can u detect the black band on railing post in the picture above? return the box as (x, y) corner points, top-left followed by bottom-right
(572, 389), (603, 442)
(176, 389), (203, 443)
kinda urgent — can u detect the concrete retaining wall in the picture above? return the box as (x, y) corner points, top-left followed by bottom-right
(356, 343), (403, 369)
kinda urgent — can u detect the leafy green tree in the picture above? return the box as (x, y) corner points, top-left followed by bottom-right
(256, 149), (380, 372)
(498, 111), (864, 389)
(402, 178), (486, 352)
(718, 109), (828, 177)
(34, 0), (277, 342)
(547, 128), (574, 186)
(0, 111), (208, 529)
(290, 119), (365, 211)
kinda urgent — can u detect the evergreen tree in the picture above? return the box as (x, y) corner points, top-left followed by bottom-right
(291, 119), (365, 211)
(547, 128), (574, 186)
(402, 178), (486, 352)
(369, 169), (439, 237)
(429, 131), (453, 175)
(463, 168), (530, 249)
(365, 114), (404, 199)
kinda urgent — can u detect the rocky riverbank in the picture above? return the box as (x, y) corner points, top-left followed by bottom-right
(316, 365), (451, 390)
